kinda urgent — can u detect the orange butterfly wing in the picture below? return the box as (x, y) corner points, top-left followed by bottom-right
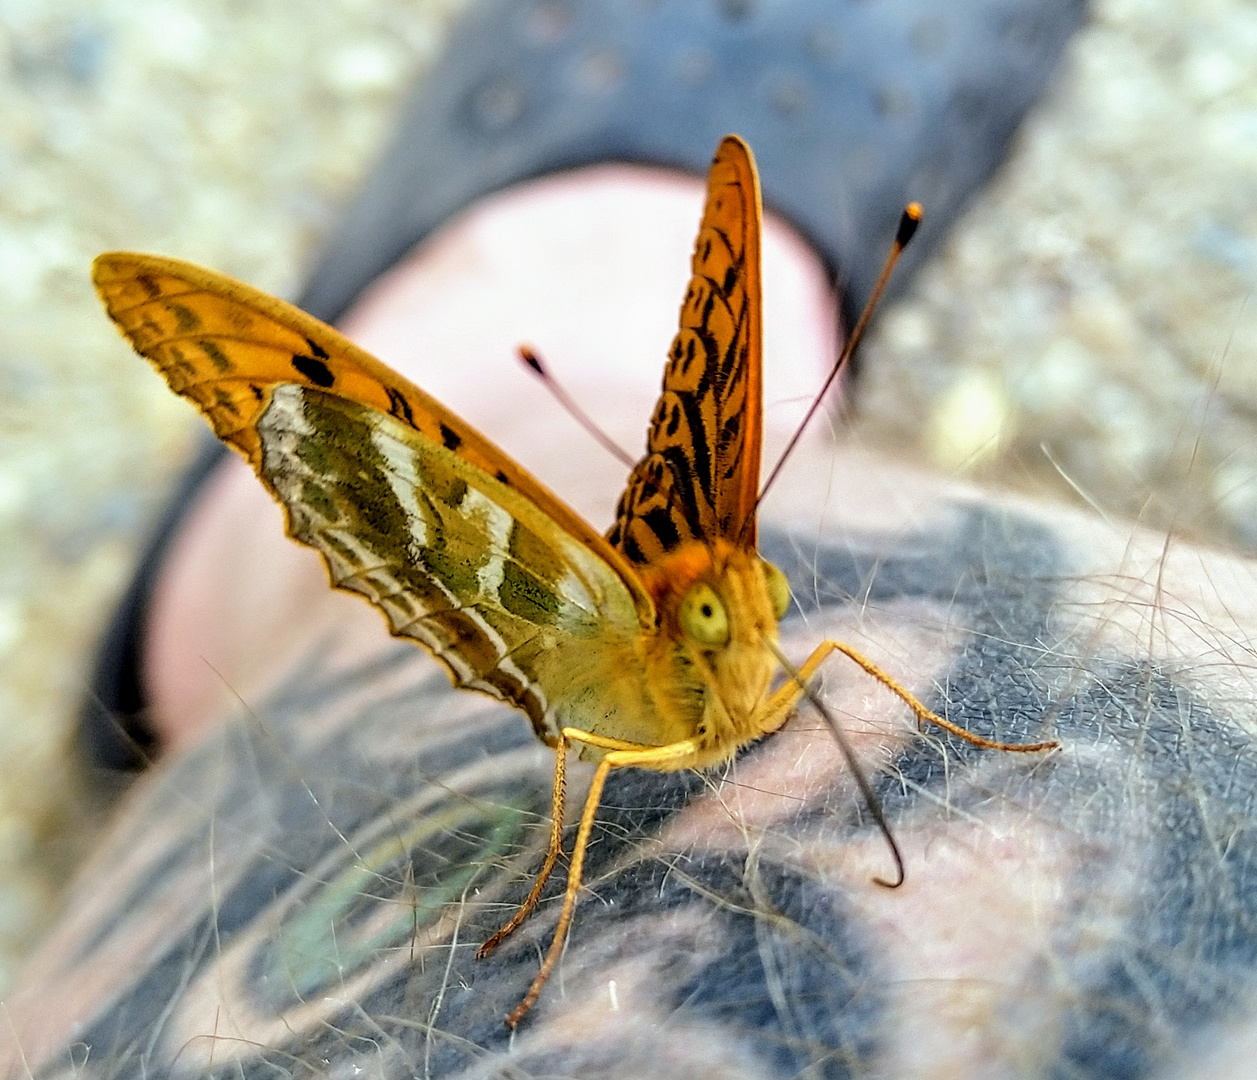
(92, 254), (654, 622)
(607, 135), (764, 564)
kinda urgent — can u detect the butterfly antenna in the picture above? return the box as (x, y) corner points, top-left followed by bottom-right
(517, 345), (637, 468)
(751, 204), (923, 527)
(764, 636), (905, 888)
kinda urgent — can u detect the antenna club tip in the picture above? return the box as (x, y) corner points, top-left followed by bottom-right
(897, 203), (923, 248)
(517, 345), (545, 375)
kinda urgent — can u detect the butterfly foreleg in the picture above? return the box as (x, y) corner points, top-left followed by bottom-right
(477, 738), (570, 961)
(766, 639), (1058, 753)
(752, 638), (842, 736)
(505, 731), (703, 1028)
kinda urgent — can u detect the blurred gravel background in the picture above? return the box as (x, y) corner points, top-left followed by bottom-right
(0, 0), (1253, 989)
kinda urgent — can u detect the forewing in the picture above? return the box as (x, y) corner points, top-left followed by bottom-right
(608, 134), (764, 564)
(257, 385), (642, 743)
(93, 252), (651, 617)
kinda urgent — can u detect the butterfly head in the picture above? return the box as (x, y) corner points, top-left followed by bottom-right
(638, 540), (792, 758)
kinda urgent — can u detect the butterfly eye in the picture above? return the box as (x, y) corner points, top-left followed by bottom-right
(679, 584), (730, 647)
(762, 560), (791, 620)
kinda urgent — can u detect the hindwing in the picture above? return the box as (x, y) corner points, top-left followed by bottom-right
(256, 386), (640, 742)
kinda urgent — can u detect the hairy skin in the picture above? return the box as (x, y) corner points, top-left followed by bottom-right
(6, 170), (1257, 1079)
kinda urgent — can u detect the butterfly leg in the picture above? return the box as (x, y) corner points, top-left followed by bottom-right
(762, 639), (1058, 752)
(505, 731), (702, 1028)
(477, 739), (570, 960)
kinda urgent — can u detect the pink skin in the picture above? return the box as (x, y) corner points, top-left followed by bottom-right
(141, 164), (842, 755)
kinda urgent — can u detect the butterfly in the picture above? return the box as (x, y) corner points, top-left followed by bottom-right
(94, 135), (1055, 1027)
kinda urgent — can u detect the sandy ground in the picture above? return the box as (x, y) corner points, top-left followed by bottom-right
(0, 0), (1253, 988)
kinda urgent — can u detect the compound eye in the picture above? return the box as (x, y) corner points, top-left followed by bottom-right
(762, 560), (791, 619)
(678, 583), (730, 647)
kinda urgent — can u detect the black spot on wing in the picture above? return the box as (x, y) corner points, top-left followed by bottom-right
(213, 387), (239, 417)
(167, 344), (195, 378)
(199, 340), (232, 374)
(439, 424), (462, 451)
(292, 351), (335, 387)
(614, 525), (644, 564)
(385, 387), (415, 427)
(168, 303), (201, 333)
(659, 446), (705, 532)
(717, 413), (744, 484)
(662, 400), (683, 438)
(640, 504), (682, 551)
(680, 395), (714, 503)
(135, 274), (161, 300)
